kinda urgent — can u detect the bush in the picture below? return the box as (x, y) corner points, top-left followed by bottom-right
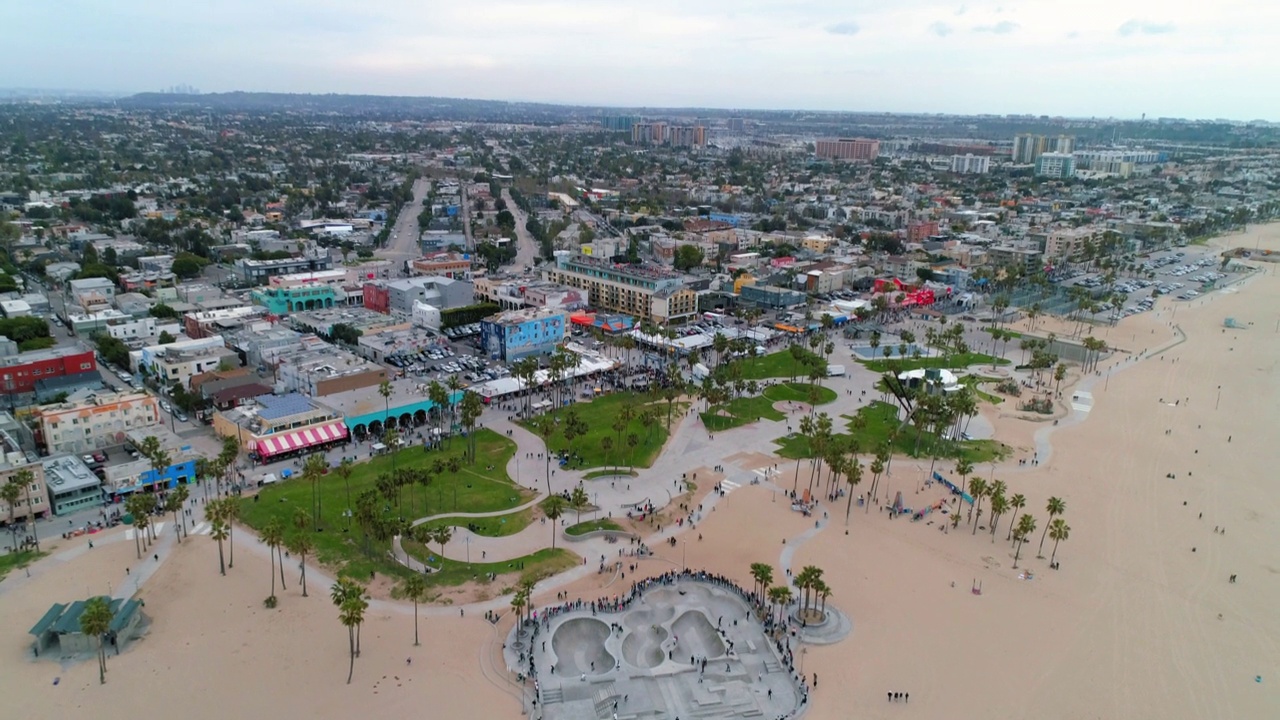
(263, 595), (278, 608)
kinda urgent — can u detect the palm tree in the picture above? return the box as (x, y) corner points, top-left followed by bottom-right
(331, 577), (367, 658)
(543, 495), (566, 548)
(767, 585), (792, 624)
(221, 497), (241, 569)
(339, 589), (368, 684)
(1006, 494), (1027, 542)
(401, 574), (427, 646)
(459, 391), (484, 463)
(570, 484), (589, 524)
(749, 562), (774, 602)
(335, 458), (354, 530)
(865, 453), (885, 514)
(378, 380), (393, 433)
(164, 488), (186, 543)
(210, 515), (229, 575)
(1012, 514), (1037, 569)
(794, 414), (814, 493)
(987, 492), (1008, 543)
(1047, 518), (1071, 565)
(79, 596), (114, 684)
(600, 436), (614, 474)
(1038, 497), (1066, 557)
(431, 524), (453, 559)
(968, 477), (988, 534)
(263, 518), (285, 601)
(287, 530), (314, 597)
(1, 477), (22, 549)
(843, 456), (863, 523)
(302, 453), (329, 531)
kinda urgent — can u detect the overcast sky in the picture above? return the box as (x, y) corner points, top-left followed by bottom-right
(5, 0), (1276, 120)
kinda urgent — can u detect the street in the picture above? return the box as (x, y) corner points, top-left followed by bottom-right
(502, 188), (540, 268)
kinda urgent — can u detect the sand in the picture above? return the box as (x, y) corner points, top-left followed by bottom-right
(3, 228), (1279, 719)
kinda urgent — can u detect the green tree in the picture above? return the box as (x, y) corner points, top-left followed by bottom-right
(543, 495), (566, 548)
(1047, 518), (1071, 565)
(401, 574), (427, 646)
(673, 244), (705, 271)
(1, 476), (22, 549)
(335, 580), (369, 684)
(570, 484), (589, 524)
(263, 518), (285, 602)
(286, 527), (314, 598)
(1012, 513), (1037, 569)
(1038, 497), (1065, 557)
(750, 562), (774, 601)
(79, 596), (114, 684)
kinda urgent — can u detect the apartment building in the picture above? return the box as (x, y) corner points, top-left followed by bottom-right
(1044, 227), (1102, 260)
(0, 414), (51, 523)
(40, 455), (101, 516)
(480, 307), (567, 361)
(33, 390), (160, 455)
(950, 154), (991, 174)
(1012, 134), (1075, 164)
(0, 345), (97, 397)
(67, 277), (116, 314)
(815, 138), (880, 161)
(409, 252), (472, 279)
(133, 338), (238, 389)
(542, 254), (697, 324)
(1034, 152), (1077, 179)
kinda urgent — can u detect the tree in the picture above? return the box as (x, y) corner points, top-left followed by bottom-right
(968, 477), (988, 533)
(570, 484), (589, 524)
(459, 391), (484, 463)
(79, 596), (114, 684)
(158, 330), (176, 345)
(767, 585), (792, 624)
(749, 562), (774, 602)
(1012, 514), (1037, 569)
(336, 580), (368, 684)
(287, 527), (314, 598)
(1038, 497), (1065, 556)
(673, 244), (705, 271)
(263, 518), (285, 602)
(171, 254), (204, 279)
(543, 495), (566, 548)
(164, 485), (188, 543)
(1, 477), (22, 550)
(378, 380), (393, 433)
(1047, 518), (1071, 565)
(302, 452), (328, 531)
(401, 574), (427, 646)
(221, 497), (241, 569)
(336, 458), (354, 530)
(843, 456), (863, 523)
(1006, 493), (1026, 542)
(125, 493), (150, 559)
(430, 524), (453, 559)
(210, 515), (229, 575)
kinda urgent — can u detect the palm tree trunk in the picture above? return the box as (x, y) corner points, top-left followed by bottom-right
(217, 539), (225, 575)
(413, 601), (420, 646)
(356, 623), (362, 657)
(1050, 539), (1060, 564)
(347, 627), (355, 684)
(300, 555), (308, 597)
(229, 523), (235, 568)
(1038, 519), (1053, 556)
(270, 548), (276, 597)
(278, 547), (288, 590)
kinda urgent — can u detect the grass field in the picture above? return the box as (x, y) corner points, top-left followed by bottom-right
(519, 392), (678, 470)
(0, 549), (45, 580)
(727, 349), (825, 379)
(400, 538), (577, 589)
(859, 352), (1007, 373)
(414, 507), (534, 538)
(960, 376), (1005, 404)
(700, 383), (837, 431)
(565, 518), (623, 536)
(237, 429), (533, 581)
(772, 400), (1009, 464)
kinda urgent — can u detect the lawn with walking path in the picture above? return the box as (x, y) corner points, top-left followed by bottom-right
(727, 349), (825, 379)
(0, 549), (44, 580)
(518, 391), (680, 471)
(415, 507), (534, 538)
(859, 352), (1007, 373)
(700, 383), (837, 431)
(565, 518), (623, 536)
(773, 400), (1009, 464)
(237, 429), (533, 581)
(399, 539), (577, 589)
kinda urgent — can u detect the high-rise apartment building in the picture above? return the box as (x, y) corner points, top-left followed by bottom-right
(727, 117), (745, 133)
(542, 255), (697, 324)
(1034, 152), (1077, 179)
(815, 138), (879, 161)
(667, 126), (707, 148)
(950, 154), (991, 174)
(600, 115), (639, 132)
(1013, 134), (1075, 164)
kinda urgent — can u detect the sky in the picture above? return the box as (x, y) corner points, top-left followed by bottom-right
(5, 0), (1278, 120)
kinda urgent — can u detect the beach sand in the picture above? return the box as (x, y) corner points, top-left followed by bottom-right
(2, 227), (1279, 719)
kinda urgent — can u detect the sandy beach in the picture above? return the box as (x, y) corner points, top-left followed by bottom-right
(3, 226), (1279, 719)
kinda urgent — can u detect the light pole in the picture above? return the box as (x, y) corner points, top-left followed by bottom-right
(465, 536), (471, 565)
(1215, 385), (1222, 410)
(682, 540), (686, 572)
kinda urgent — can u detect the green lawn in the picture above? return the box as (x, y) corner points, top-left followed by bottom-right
(565, 518), (623, 536)
(699, 383), (837, 432)
(773, 401), (1010, 464)
(0, 549), (45, 580)
(237, 429), (533, 581)
(960, 376), (1005, 404)
(519, 392), (677, 470)
(727, 349), (824, 379)
(860, 352), (1007, 373)
(415, 508), (533, 538)
(401, 538), (577, 588)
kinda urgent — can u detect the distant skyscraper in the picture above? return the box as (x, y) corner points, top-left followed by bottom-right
(666, 126), (706, 148)
(727, 117), (745, 133)
(815, 138), (879, 161)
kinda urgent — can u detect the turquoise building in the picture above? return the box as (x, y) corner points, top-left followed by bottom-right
(251, 285), (337, 315)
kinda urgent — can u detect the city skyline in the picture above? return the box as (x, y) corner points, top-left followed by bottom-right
(5, 0), (1278, 121)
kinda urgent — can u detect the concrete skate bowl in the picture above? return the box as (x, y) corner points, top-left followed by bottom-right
(552, 618), (616, 677)
(621, 604), (674, 632)
(621, 625), (669, 669)
(671, 611), (725, 661)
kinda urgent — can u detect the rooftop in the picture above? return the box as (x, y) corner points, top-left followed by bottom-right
(256, 393), (319, 421)
(41, 454), (102, 493)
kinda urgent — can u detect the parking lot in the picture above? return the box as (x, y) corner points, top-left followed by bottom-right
(1054, 247), (1242, 322)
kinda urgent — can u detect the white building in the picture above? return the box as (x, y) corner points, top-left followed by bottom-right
(411, 300), (441, 330)
(950, 154), (991, 174)
(34, 390), (161, 454)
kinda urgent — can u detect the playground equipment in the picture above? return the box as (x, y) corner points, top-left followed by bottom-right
(1223, 317), (1247, 329)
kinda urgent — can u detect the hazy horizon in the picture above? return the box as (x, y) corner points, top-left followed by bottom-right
(6, 0), (1277, 121)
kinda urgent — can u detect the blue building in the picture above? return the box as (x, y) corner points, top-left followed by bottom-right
(480, 308), (567, 361)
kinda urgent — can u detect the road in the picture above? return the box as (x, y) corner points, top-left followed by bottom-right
(501, 188), (540, 269)
(376, 176), (433, 270)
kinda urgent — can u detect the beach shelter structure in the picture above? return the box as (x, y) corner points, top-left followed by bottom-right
(29, 596), (145, 657)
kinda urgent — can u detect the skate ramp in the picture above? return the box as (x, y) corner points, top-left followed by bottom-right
(621, 625), (668, 669)
(672, 611), (725, 660)
(552, 618), (615, 676)
(622, 604), (674, 632)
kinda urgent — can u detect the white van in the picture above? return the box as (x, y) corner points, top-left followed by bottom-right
(827, 364), (846, 377)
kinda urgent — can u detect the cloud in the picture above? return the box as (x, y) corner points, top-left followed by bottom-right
(1118, 20), (1175, 37)
(974, 21), (1019, 34)
(929, 22), (953, 37)
(825, 21), (860, 36)
(955, 5), (967, 15)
